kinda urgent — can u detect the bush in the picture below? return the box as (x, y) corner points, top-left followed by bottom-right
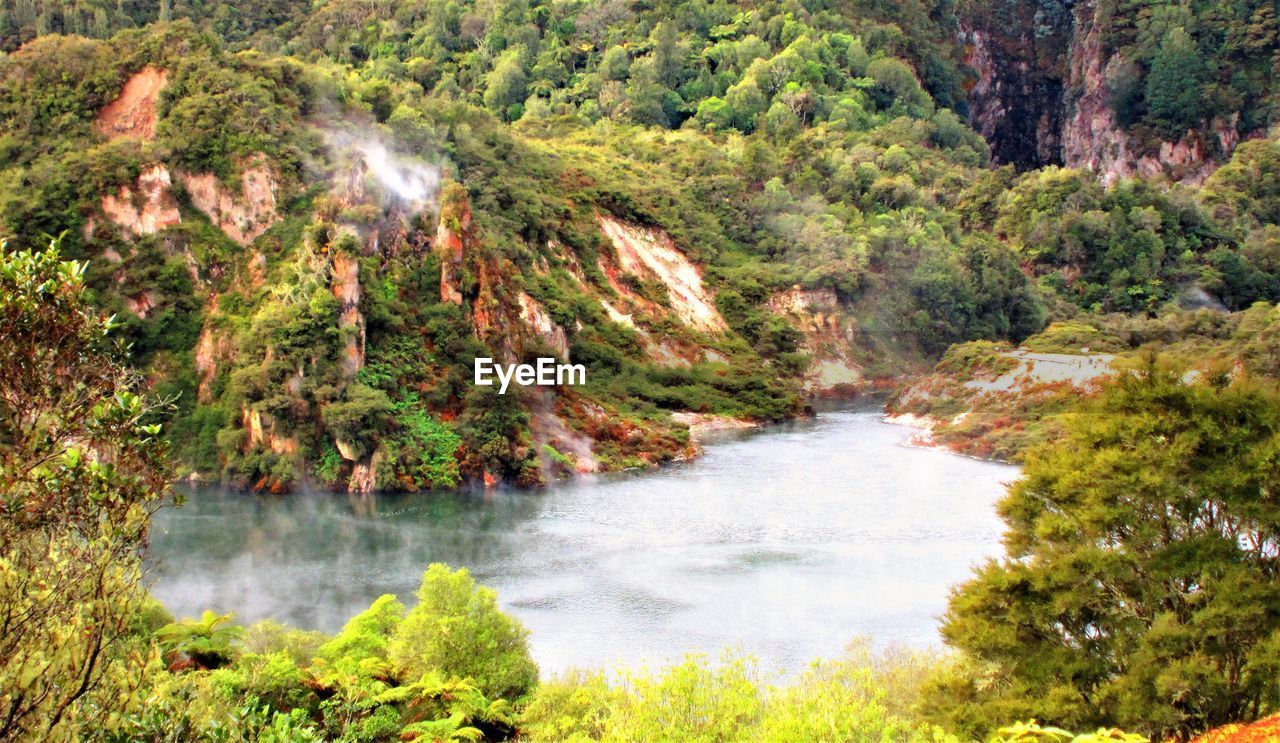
(389, 564), (538, 700)
(520, 646), (958, 742)
(318, 594), (405, 670)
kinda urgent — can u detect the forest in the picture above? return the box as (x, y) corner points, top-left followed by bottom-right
(2, 0), (1280, 739)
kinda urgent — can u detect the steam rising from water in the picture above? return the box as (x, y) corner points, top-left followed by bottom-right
(1180, 285), (1229, 312)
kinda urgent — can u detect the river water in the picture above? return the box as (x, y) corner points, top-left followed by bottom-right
(149, 405), (1017, 674)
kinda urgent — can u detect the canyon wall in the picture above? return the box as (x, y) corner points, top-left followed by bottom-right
(963, 0), (1257, 182)
(962, 24), (1068, 169)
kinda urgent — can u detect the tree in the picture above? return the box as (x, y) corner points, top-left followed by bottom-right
(694, 96), (733, 130)
(1104, 53), (1144, 128)
(623, 56), (671, 127)
(649, 21), (684, 88)
(866, 57), (934, 118)
(598, 44), (630, 81)
(1203, 139), (1280, 227)
(320, 383), (393, 460)
(762, 100), (801, 140)
(484, 47), (528, 121)
(723, 76), (766, 131)
(933, 363), (1280, 739)
(1145, 27), (1208, 137)
(389, 564), (537, 701)
(0, 240), (170, 740)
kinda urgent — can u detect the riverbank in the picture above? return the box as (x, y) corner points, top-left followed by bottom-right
(885, 339), (1118, 462)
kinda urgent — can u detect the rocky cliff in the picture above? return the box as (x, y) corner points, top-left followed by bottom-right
(1058, 0), (1250, 185)
(961, 23), (1068, 169)
(962, 0), (1269, 182)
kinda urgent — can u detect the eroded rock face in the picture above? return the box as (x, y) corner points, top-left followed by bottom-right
(348, 451), (383, 495)
(963, 26), (1066, 169)
(965, 0), (1252, 182)
(125, 290), (159, 319)
(96, 66), (168, 141)
(1059, 0), (1229, 186)
(517, 292), (570, 359)
(241, 406), (297, 456)
(596, 214), (727, 333)
(1060, 2), (1123, 180)
(436, 191), (472, 305)
(331, 251), (365, 376)
(528, 391), (599, 475)
(194, 321), (231, 403)
(100, 164), (181, 238)
(433, 189), (574, 364)
(767, 285), (863, 394)
(180, 157), (280, 246)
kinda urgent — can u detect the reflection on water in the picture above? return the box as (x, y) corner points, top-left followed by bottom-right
(149, 406), (1018, 673)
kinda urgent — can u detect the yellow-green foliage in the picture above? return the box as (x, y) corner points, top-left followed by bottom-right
(156, 609), (244, 669)
(0, 243), (171, 741)
(241, 619), (327, 666)
(1020, 322), (1125, 355)
(993, 720), (1149, 742)
(389, 564), (538, 701)
(933, 364), (1280, 739)
(520, 646), (958, 742)
(318, 593), (405, 670)
(117, 567), (528, 741)
(935, 340), (1018, 379)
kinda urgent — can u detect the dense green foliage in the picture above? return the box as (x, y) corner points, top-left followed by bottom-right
(961, 165), (1280, 313)
(388, 564), (538, 701)
(2, 0), (1280, 737)
(931, 363), (1280, 739)
(111, 568), (527, 741)
(0, 242), (170, 740)
(1101, 0), (1278, 139)
(521, 646), (956, 742)
(0, 0), (972, 121)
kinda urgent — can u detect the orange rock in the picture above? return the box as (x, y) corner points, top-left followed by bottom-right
(1192, 714), (1280, 743)
(178, 156), (280, 246)
(100, 164), (181, 238)
(96, 66), (168, 140)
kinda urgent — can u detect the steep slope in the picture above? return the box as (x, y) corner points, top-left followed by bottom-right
(0, 28), (826, 491)
(2, 12), (1277, 493)
(961, 0), (1278, 180)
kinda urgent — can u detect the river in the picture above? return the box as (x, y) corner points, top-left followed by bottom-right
(148, 405), (1017, 674)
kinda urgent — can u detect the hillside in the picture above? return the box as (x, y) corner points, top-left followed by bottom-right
(4, 3), (1280, 741)
(0, 2), (1277, 493)
(963, 0), (1279, 180)
(889, 303), (1280, 461)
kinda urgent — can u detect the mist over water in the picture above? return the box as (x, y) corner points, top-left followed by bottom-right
(149, 406), (1016, 674)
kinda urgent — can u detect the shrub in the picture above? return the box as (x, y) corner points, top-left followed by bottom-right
(521, 646), (958, 742)
(156, 610), (244, 670)
(319, 594), (405, 670)
(388, 564), (538, 700)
